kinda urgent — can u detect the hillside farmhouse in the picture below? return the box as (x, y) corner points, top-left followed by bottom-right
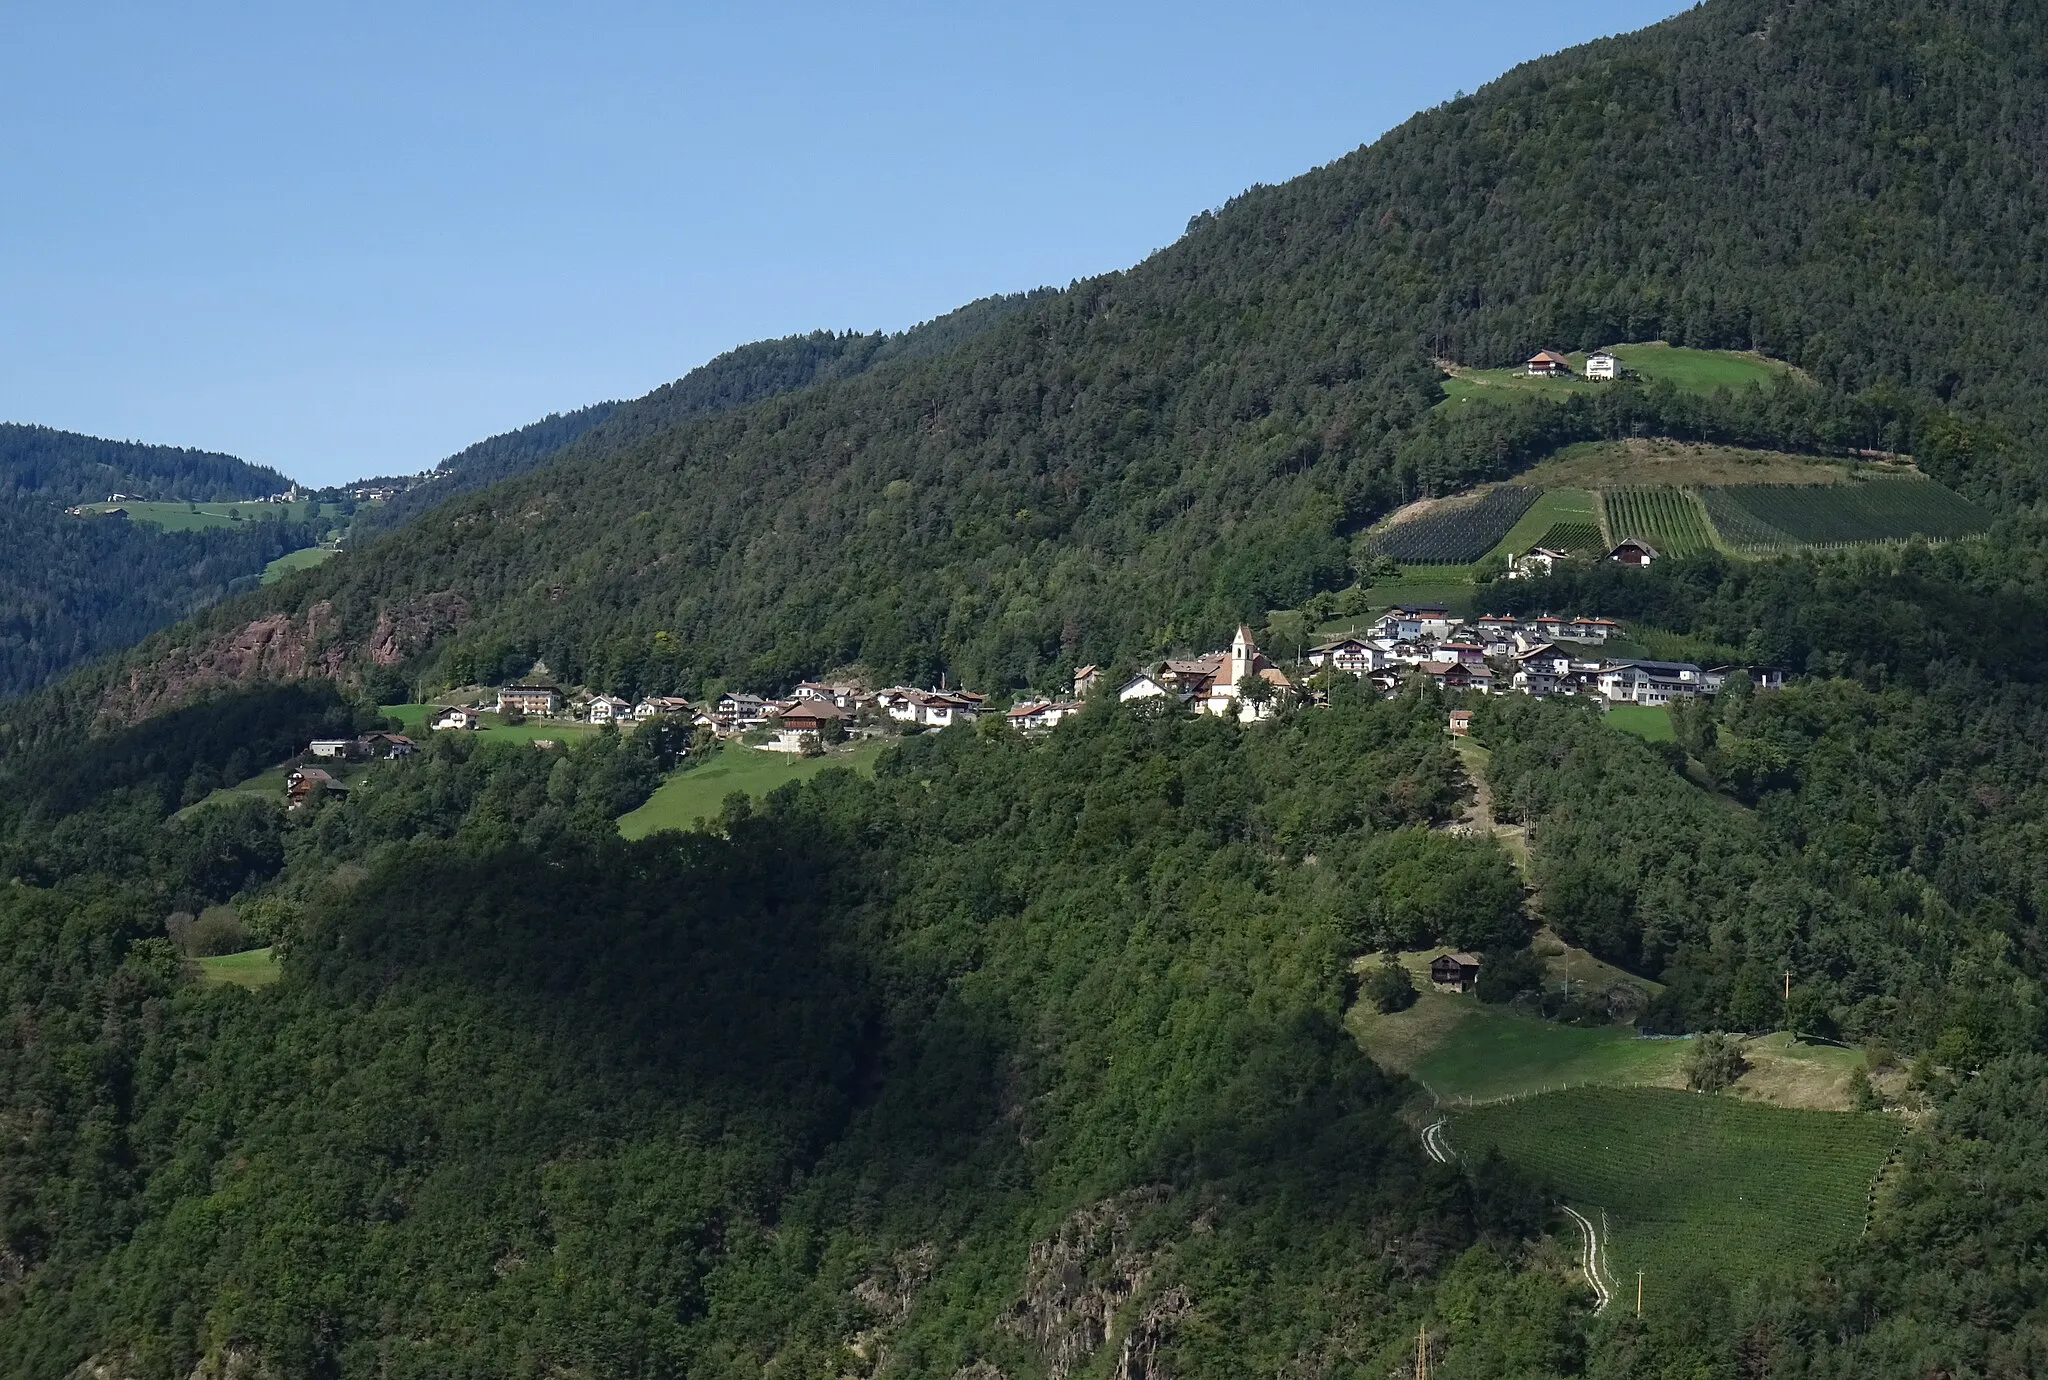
(1609, 538), (1659, 567)
(1586, 351), (1620, 380)
(1430, 952), (1482, 992)
(1526, 350), (1573, 377)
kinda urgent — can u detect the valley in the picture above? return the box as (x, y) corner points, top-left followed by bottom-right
(5, 1), (2048, 1376)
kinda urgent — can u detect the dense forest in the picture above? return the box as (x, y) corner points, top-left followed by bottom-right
(350, 291), (1054, 539)
(0, 423), (290, 506)
(0, 505), (323, 697)
(6, 0), (2048, 1374)
(0, 425), (317, 696)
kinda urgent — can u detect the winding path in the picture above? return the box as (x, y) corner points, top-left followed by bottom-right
(1560, 1206), (1613, 1314)
(1421, 1118), (1454, 1165)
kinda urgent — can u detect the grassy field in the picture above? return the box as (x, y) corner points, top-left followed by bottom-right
(619, 740), (888, 838)
(1437, 345), (1797, 411)
(1521, 439), (1872, 490)
(196, 947), (282, 989)
(174, 763), (298, 817)
(1604, 705), (1676, 742)
(262, 546), (337, 583)
(1450, 1087), (1899, 1314)
(1355, 988), (1689, 1104)
(379, 703), (601, 745)
(78, 499), (337, 531)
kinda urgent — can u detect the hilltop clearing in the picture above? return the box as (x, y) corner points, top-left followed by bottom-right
(1438, 342), (1804, 409)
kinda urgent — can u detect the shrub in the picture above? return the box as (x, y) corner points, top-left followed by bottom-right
(1362, 959), (1418, 1013)
(190, 905), (253, 957)
(1478, 946), (1547, 1004)
(1684, 1032), (1750, 1093)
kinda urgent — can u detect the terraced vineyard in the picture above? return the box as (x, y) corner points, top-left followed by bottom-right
(1366, 485), (1541, 563)
(1599, 487), (1716, 555)
(1452, 1087), (1899, 1313)
(1705, 479), (1991, 549)
(1529, 520), (1604, 554)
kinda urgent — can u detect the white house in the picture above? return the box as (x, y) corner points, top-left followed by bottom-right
(1586, 351), (1620, 381)
(1007, 699), (1081, 735)
(1508, 545), (1572, 579)
(1598, 660), (1704, 705)
(1117, 673), (1181, 704)
(308, 739), (353, 759)
(431, 708), (475, 731)
(587, 695), (632, 725)
(884, 688), (981, 728)
(714, 693), (774, 733)
(1305, 636), (1382, 675)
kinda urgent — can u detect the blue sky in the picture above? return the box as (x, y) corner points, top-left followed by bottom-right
(2, 3), (1692, 485)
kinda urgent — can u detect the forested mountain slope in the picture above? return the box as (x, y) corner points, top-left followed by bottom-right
(34, 0), (2048, 733)
(0, 427), (315, 697)
(0, 424), (290, 505)
(351, 291), (1052, 539)
(7, 3), (2048, 1377)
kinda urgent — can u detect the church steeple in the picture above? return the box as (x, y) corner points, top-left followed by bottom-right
(1229, 625), (1258, 684)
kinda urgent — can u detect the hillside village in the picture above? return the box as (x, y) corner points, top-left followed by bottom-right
(318, 603), (1784, 790)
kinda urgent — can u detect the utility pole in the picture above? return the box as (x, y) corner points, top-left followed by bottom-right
(1417, 1323), (1428, 1380)
(1636, 1271), (1644, 1319)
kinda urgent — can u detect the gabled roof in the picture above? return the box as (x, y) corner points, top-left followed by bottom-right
(1609, 538), (1661, 556)
(1527, 350), (1572, 366)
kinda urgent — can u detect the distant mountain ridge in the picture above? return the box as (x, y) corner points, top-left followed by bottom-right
(18, 0), (2048, 735)
(353, 291), (1055, 537)
(0, 423), (293, 506)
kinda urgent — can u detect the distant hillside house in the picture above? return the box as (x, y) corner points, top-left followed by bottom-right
(1072, 664), (1101, 699)
(497, 684), (561, 716)
(1306, 636), (1380, 675)
(1586, 351), (1620, 380)
(586, 695), (632, 725)
(1117, 672), (1183, 704)
(285, 767), (347, 806)
(714, 693), (773, 733)
(1508, 545), (1571, 579)
(1599, 660), (1705, 705)
(1430, 952), (1482, 992)
(359, 732), (415, 758)
(1448, 709), (1473, 735)
(308, 739), (354, 759)
(1525, 350), (1573, 377)
(431, 708), (476, 731)
(1608, 538), (1660, 567)
(1007, 699), (1081, 735)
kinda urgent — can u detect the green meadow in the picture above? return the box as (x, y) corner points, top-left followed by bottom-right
(1451, 1087), (1899, 1314)
(619, 740), (888, 838)
(79, 499), (337, 531)
(261, 546), (337, 583)
(196, 947), (282, 990)
(1437, 344), (1797, 410)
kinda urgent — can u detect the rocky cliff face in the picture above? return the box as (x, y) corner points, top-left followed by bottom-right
(1007, 1188), (1185, 1380)
(90, 592), (470, 726)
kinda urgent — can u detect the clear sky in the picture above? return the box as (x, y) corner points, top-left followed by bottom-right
(2, 3), (1693, 486)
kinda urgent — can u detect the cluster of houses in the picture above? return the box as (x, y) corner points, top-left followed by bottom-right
(1114, 626), (1296, 721)
(1301, 606), (1781, 706)
(1525, 350), (1622, 381)
(422, 676), (1082, 753)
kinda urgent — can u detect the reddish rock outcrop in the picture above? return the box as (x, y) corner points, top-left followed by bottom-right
(93, 592), (470, 727)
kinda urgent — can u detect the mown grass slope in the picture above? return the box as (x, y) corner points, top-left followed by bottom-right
(1451, 1086), (1899, 1313)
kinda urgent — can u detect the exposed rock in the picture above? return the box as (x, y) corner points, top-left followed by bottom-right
(1113, 1287), (1191, 1380)
(64, 1355), (146, 1380)
(847, 1242), (939, 1369)
(951, 1364), (1007, 1380)
(1009, 1188), (1176, 1380)
(93, 592), (470, 726)
(185, 1346), (276, 1380)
